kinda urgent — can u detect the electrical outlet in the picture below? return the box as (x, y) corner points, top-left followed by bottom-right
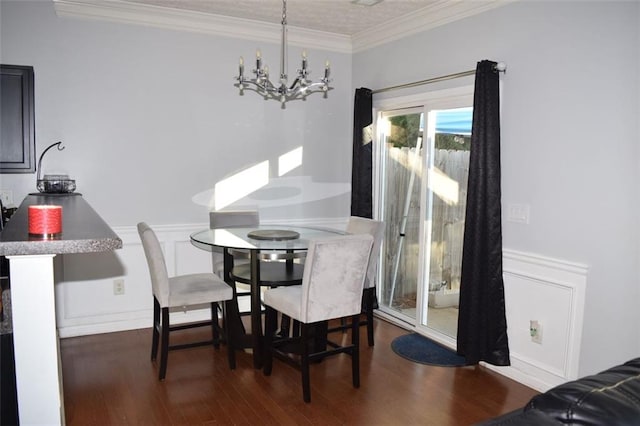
(0, 189), (13, 206)
(530, 320), (542, 344)
(113, 279), (125, 295)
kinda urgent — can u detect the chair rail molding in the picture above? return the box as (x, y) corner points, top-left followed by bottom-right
(55, 220), (587, 393)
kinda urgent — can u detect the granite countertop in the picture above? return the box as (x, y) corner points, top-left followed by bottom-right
(0, 194), (122, 256)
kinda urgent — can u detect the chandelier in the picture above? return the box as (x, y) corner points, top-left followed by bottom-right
(234, 0), (332, 106)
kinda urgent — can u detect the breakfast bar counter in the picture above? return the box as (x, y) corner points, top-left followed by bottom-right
(0, 194), (122, 425)
(0, 193), (121, 256)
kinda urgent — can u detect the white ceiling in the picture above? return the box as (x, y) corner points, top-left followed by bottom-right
(120, 0), (441, 36)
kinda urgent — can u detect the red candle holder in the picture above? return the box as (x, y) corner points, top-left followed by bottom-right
(28, 205), (62, 238)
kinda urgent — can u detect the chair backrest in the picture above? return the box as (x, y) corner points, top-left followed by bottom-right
(137, 222), (170, 307)
(209, 210), (259, 229)
(346, 216), (384, 289)
(300, 234), (373, 323)
(209, 210), (259, 258)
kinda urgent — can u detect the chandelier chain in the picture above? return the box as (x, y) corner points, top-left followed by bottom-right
(282, 0), (287, 25)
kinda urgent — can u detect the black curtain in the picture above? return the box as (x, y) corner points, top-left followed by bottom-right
(456, 60), (510, 366)
(351, 88), (373, 219)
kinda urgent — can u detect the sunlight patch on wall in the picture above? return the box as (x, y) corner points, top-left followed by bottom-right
(193, 175), (350, 210)
(428, 167), (459, 205)
(278, 146), (303, 176)
(214, 161), (269, 210)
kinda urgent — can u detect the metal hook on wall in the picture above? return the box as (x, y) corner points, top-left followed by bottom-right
(35, 140), (78, 195)
(36, 141), (65, 183)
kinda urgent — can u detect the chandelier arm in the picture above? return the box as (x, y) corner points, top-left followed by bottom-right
(288, 77), (301, 91)
(240, 79), (279, 94)
(305, 81), (330, 90)
(263, 79), (278, 92)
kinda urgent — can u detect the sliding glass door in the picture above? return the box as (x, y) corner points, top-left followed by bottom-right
(377, 108), (424, 324)
(374, 88), (473, 342)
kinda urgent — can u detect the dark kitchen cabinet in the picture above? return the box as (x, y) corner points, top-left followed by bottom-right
(1, 64), (35, 173)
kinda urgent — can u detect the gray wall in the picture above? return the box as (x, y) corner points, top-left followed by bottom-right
(354, 1), (639, 376)
(2, 0), (639, 379)
(0, 0), (353, 225)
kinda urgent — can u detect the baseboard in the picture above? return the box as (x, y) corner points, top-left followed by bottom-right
(482, 357), (562, 392)
(59, 317), (151, 338)
(58, 307), (215, 338)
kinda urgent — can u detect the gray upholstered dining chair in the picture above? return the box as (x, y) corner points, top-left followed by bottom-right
(137, 222), (235, 380)
(209, 210), (260, 314)
(209, 210), (260, 278)
(329, 217), (384, 346)
(262, 234), (374, 403)
(345, 216), (384, 346)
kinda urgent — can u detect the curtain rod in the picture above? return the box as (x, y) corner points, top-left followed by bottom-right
(371, 62), (506, 95)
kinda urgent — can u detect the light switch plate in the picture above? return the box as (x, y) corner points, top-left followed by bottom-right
(507, 203), (530, 224)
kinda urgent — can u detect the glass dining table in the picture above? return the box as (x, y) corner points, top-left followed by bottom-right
(190, 224), (344, 368)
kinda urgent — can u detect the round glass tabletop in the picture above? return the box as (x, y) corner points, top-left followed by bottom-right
(190, 224), (344, 251)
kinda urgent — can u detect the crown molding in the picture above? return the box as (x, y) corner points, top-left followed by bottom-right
(352, 0), (515, 53)
(52, 0), (353, 53)
(53, 0), (513, 54)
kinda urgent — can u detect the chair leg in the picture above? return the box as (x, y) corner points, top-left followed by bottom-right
(280, 314), (291, 337)
(365, 287), (375, 347)
(151, 298), (160, 361)
(210, 302), (220, 349)
(223, 300), (236, 370)
(301, 323), (311, 403)
(263, 306), (277, 376)
(159, 307), (170, 381)
(351, 314), (360, 389)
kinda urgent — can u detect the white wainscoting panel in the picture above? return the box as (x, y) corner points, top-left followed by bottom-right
(493, 249), (588, 391)
(55, 218), (347, 338)
(56, 224), (157, 337)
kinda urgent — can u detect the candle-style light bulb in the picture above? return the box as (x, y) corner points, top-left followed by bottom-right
(256, 49), (262, 69)
(301, 49), (308, 70)
(239, 56), (244, 79)
(324, 60), (330, 79)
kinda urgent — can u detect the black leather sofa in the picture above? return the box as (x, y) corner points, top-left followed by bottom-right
(477, 357), (640, 425)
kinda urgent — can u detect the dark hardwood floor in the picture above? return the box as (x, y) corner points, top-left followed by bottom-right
(60, 318), (537, 425)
